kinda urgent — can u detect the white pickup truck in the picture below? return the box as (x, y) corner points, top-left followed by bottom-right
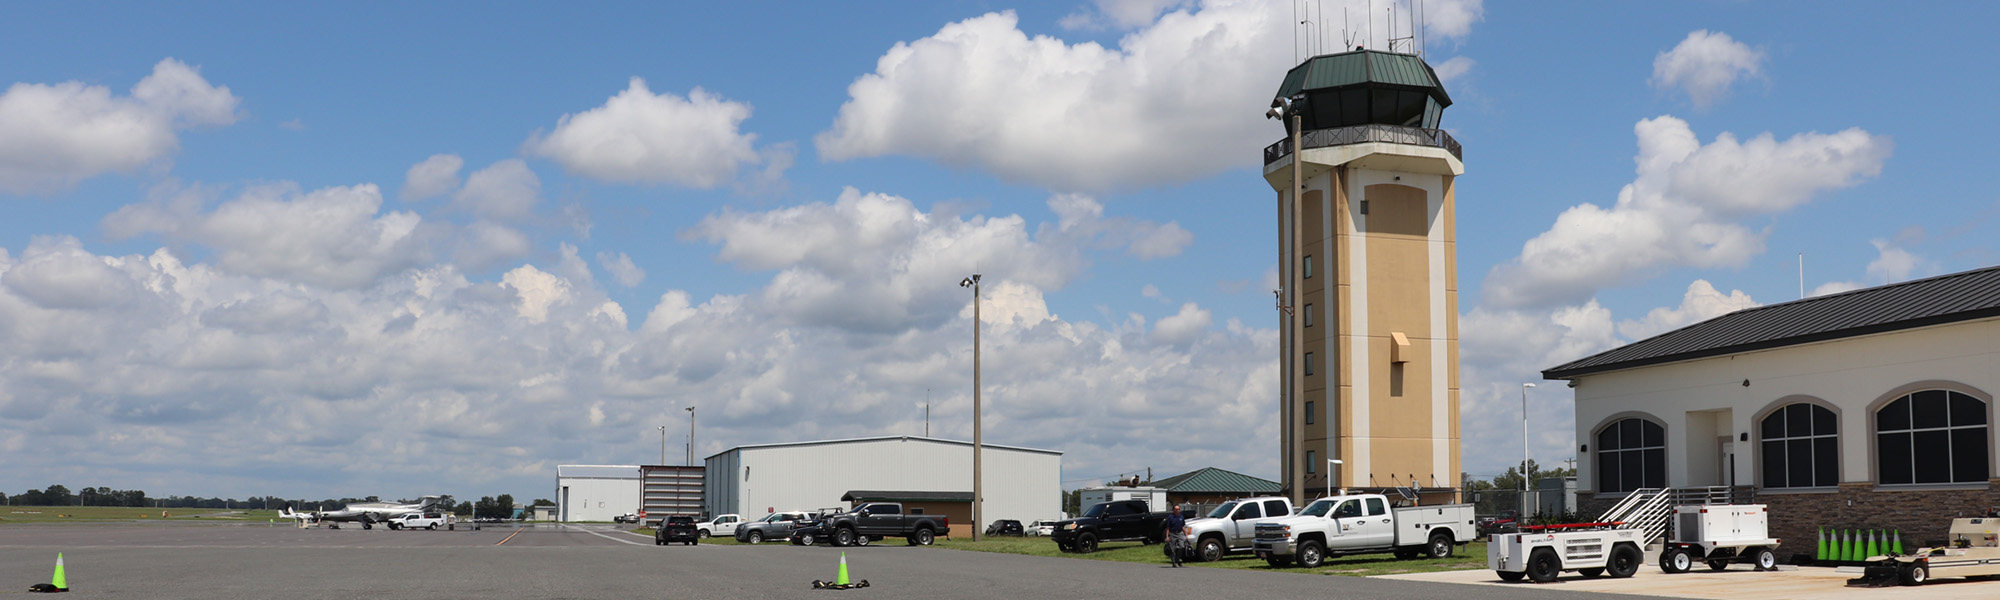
(391, 512), (448, 530)
(1252, 494), (1476, 568)
(1177, 497), (1296, 563)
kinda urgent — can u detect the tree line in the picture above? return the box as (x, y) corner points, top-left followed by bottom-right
(5, 485), (552, 518)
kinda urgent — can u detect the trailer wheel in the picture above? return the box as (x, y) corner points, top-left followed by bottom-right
(1607, 544), (1642, 578)
(1296, 539), (1326, 569)
(1427, 532), (1454, 558)
(1497, 571), (1526, 582)
(1706, 559), (1729, 571)
(1752, 547), (1777, 571)
(1898, 561), (1928, 585)
(1526, 548), (1562, 583)
(1660, 547), (1692, 574)
(1578, 568), (1603, 578)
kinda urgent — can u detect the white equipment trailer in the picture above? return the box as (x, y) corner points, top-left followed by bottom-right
(1488, 522), (1647, 582)
(1658, 504), (1783, 573)
(1849, 514), (2000, 587)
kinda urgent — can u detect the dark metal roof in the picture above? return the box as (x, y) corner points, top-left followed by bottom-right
(1276, 50), (1451, 105)
(1151, 467), (1281, 494)
(1544, 264), (2000, 379)
(840, 491), (971, 503)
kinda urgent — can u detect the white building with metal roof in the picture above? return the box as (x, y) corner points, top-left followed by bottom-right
(554, 464), (642, 522)
(1544, 264), (2000, 549)
(703, 436), (1062, 538)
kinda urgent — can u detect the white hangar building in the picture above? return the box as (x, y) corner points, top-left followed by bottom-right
(554, 464), (641, 522)
(703, 436), (1062, 538)
(1544, 265), (2000, 548)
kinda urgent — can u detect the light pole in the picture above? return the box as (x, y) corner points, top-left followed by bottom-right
(961, 273), (983, 542)
(1268, 95), (1306, 505)
(1521, 382), (1536, 519)
(657, 425), (668, 466)
(685, 406), (696, 467)
(1325, 459), (1343, 500)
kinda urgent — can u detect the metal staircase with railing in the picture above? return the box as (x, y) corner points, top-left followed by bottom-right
(1594, 486), (1758, 546)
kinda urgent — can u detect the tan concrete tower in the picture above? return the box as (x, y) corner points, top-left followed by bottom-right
(1264, 49), (1462, 505)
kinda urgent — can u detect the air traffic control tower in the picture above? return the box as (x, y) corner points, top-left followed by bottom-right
(1264, 49), (1462, 505)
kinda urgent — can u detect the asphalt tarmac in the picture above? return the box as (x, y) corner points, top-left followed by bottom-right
(0, 522), (1654, 599)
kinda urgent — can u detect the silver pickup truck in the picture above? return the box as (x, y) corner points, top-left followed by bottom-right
(1175, 497), (1296, 562)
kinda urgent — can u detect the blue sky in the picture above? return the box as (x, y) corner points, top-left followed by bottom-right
(3, 0), (1996, 502)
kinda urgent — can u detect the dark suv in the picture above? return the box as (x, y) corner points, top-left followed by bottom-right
(985, 519), (1024, 536)
(655, 515), (699, 546)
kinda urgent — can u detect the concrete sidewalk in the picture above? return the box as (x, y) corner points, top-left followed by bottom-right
(1375, 563), (1999, 600)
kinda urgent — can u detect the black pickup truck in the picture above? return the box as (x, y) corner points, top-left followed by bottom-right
(805, 502), (951, 547)
(1051, 500), (1171, 553)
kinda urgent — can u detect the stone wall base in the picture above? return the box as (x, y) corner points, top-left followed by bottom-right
(1577, 481), (2000, 554)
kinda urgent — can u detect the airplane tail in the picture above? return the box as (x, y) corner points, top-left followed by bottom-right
(418, 495), (442, 511)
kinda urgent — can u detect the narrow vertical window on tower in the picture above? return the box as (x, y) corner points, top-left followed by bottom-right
(1306, 451), (1317, 473)
(1305, 352), (1315, 376)
(1304, 255), (1314, 279)
(1305, 401), (1315, 425)
(1304, 304), (1314, 327)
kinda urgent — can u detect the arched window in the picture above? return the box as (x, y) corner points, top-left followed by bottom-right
(1596, 418), (1665, 493)
(1760, 403), (1837, 489)
(1877, 390), (1988, 485)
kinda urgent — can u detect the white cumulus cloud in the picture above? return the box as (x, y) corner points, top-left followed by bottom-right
(596, 251), (645, 287)
(0, 58), (239, 194)
(1652, 30), (1765, 109)
(524, 78), (764, 188)
(102, 182), (434, 289)
(452, 159), (541, 221)
(1483, 116), (1891, 308)
(400, 154), (464, 201)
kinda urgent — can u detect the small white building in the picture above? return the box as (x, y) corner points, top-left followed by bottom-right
(1544, 265), (2000, 547)
(704, 436), (1061, 538)
(555, 464), (641, 522)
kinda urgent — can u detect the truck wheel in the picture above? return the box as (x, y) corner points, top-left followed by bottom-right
(1578, 568), (1603, 578)
(1899, 561), (1928, 585)
(911, 528), (934, 546)
(1660, 547), (1692, 574)
(1427, 532), (1454, 558)
(1296, 540), (1326, 569)
(698, 530), (710, 538)
(1265, 557), (1293, 568)
(834, 527), (856, 547)
(1752, 547), (1777, 571)
(748, 531), (764, 544)
(1526, 548), (1562, 583)
(1606, 544), (1642, 578)
(1075, 532), (1098, 554)
(426, 524), (436, 531)
(1197, 537), (1224, 562)
(1497, 571), (1526, 582)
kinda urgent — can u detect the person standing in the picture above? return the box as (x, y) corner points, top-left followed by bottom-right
(1164, 503), (1188, 567)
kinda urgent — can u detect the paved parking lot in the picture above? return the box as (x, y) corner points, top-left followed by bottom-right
(0, 522), (1644, 600)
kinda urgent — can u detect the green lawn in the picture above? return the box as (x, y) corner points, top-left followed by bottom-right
(0, 505), (286, 524)
(931, 535), (1490, 576)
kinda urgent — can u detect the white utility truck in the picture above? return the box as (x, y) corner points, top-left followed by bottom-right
(1657, 504), (1782, 573)
(1252, 494), (1475, 568)
(1077, 486), (1168, 513)
(1488, 522), (1647, 582)
(1849, 514), (2000, 587)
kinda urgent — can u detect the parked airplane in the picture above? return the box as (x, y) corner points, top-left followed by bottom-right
(284, 496), (443, 529)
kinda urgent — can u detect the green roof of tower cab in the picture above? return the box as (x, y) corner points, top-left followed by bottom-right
(1274, 49), (1452, 131)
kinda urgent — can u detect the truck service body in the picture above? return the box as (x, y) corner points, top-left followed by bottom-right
(1252, 494), (1475, 568)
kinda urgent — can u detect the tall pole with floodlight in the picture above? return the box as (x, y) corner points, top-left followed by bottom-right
(961, 273), (983, 542)
(1521, 382), (1536, 518)
(686, 406), (696, 467)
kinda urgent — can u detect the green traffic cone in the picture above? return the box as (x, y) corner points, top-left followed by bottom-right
(1817, 527), (1826, 561)
(52, 552), (69, 591)
(1837, 529), (1849, 562)
(1893, 530), (1903, 555)
(1865, 530), (1878, 559)
(836, 551), (849, 586)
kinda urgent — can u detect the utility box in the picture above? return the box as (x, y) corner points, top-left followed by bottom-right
(1948, 517), (2000, 547)
(1673, 504), (1770, 545)
(1078, 486), (1167, 512)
